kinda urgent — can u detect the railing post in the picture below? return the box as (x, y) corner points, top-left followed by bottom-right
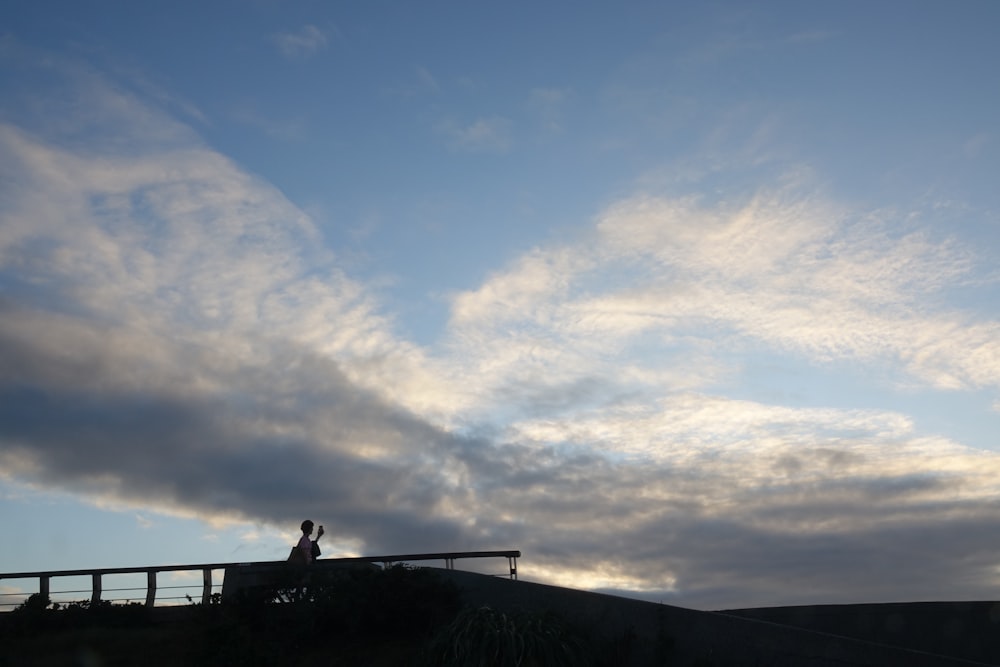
(508, 555), (517, 580)
(39, 575), (50, 601)
(202, 568), (212, 605)
(145, 571), (157, 608)
(91, 573), (102, 605)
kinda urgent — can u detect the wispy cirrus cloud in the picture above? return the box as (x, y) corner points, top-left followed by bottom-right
(383, 65), (442, 98)
(437, 116), (512, 153)
(272, 25), (329, 60)
(230, 105), (306, 140)
(527, 87), (573, 133)
(448, 189), (996, 403)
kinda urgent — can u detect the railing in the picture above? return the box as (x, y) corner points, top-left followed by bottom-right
(336, 550), (519, 579)
(0, 550), (520, 610)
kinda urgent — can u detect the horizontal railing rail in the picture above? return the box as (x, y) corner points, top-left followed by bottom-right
(0, 549), (520, 610)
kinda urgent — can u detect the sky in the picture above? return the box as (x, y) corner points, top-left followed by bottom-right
(1, 0), (1000, 611)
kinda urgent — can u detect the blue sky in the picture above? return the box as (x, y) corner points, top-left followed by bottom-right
(2, 1), (999, 610)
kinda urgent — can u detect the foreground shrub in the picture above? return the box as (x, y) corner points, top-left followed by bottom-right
(2, 594), (151, 637)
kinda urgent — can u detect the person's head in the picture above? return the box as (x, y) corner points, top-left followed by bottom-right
(301, 519), (314, 535)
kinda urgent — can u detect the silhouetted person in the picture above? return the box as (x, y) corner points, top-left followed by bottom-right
(294, 519), (324, 564)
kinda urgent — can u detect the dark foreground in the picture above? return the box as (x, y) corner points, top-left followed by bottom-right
(3, 566), (998, 666)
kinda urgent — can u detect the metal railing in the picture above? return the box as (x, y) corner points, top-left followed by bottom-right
(0, 550), (520, 610)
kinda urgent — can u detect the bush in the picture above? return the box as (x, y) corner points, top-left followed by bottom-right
(16, 593), (52, 613)
(2, 595), (150, 636)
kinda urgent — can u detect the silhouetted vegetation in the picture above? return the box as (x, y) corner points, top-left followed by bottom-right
(4, 592), (151, 632)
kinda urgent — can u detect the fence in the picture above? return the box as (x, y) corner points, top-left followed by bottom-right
(0, 549), (520, 610)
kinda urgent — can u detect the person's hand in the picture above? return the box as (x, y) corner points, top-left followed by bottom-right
(317, 525), (325, 539)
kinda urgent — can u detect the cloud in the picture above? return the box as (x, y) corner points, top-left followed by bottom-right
(0, 62), (460, 546)
(230, 106), (306, 140)
(448, 191), (997, 399)
(432, 185), (1000, 606)
(382, 65), (441, 98)
(414, 66), (441, 93)
(272, 25), (328, 60)
(786, 29), (837, 45)
(527, 87), (573, 133)
(4, 55), (1000, 610)
(963, 132), (994, 158)
(0, 332), (478, 550)
(437, 116), (512, 153)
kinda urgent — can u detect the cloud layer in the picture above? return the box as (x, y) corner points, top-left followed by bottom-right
(3, 57), (1000, 610)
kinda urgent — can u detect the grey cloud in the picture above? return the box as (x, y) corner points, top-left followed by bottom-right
(671, 516), (1000, 609)
(0, 331), (472, 553)
(544, 500), (1000, 610)
(452, 433), (1000, 608)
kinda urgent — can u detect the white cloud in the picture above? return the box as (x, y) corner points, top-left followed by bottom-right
(963, 132), (993, 158)
(527, 87), (573, 132)
(380, 65), (442, 98)
(414, 66), (440, 93)
(272, 25), (328, 60)
(511, 394), (915, 458)
(445, 189), (998, 411)
(230, 106), (306, 140)
(437, 116), (512, 153)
